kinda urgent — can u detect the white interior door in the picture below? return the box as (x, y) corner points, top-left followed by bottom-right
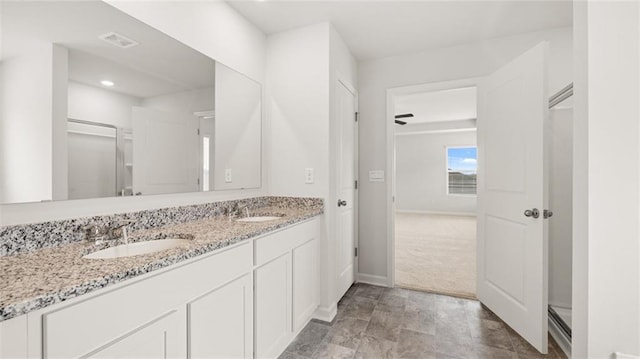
(476, 42), (549, 353)
(336, 80), (357, 299)
(132, 107), (199, 196)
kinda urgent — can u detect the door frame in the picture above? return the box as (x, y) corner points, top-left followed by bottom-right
(385, 77), (482, 287)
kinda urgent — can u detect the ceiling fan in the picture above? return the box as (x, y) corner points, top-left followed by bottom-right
(394, 113), (413, 125)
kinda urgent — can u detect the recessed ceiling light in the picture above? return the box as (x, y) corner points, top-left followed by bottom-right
(101, 80), (115, 87)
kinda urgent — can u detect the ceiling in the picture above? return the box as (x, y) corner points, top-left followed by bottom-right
(227, 0), (572, 61)
(395, 86), (476, 125)
(2, 1), (215, 98)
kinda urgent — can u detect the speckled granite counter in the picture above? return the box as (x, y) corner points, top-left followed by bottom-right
(0, 198), (323, 322)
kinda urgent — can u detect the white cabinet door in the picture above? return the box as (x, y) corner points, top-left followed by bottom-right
(0, 316), (27, 358)
(255, 254), (291, 359)
(83, 310), (181, 359)
(477, 42), (549, 352)
(188, 274), (253, 359)
(292, 239), (318, 332)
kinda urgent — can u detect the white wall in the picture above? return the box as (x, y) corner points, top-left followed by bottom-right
(68, 82), (141, 129)
(266, 22), (358, 316)
(51, 45), (69, 202)
(267, 22), (330, 198)
(0, 43), (55, 204)
(105, 1), (266, 84)
(357, 27), (573, 279)
(395, 131), (476, 215)
(141, 87), (214, 116)
(214, 64), (261, 190)
(573, 2), (640, 357)
(0, 1), (267, 225)
(266, 22), (332, 315)
(548, 105), (572, 309)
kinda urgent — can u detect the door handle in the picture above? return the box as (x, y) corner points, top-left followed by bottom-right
(524, 208), (540, 219)
(337, 199), (347, 207)
(543, 209), (553, 219)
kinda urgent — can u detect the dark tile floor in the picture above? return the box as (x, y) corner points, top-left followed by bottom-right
(280, 283), (567, 359)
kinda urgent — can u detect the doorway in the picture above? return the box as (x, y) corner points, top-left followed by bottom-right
(387, 43), (569, 355)
(391, 85), (478, 299)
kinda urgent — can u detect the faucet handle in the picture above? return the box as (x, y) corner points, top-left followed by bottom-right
(83, 224), (109, 242)
(110, 219), (136, 229)
(84, 224), (107, 234)
(109, 220), (136, 241)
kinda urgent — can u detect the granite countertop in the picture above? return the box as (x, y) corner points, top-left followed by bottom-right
(0, 205), (322, 322)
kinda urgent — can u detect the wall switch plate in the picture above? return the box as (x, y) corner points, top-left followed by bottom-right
(225, 169), (232, 183)
(305, 168), (314, 184)
(369, 170), (385, 182)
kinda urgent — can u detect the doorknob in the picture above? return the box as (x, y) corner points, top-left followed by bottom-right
(543, 209), (553, 219)
(524, 208), (540, 219)
(337, 199), (347, 207)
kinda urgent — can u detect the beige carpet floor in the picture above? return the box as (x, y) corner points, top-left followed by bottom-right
(395, 212), (477, 299)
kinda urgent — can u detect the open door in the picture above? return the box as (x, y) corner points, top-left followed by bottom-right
(132, 107), (200, 196)
(476, 42), (549, 353)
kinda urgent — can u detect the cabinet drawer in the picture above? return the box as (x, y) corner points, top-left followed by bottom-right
(254, 218), (319, 266)
(42, 243), (251, 359)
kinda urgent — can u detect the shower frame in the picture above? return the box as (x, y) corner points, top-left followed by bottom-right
(67, 118), (128, 197)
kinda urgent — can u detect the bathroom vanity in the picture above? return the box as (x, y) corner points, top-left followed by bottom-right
(0, 197), (323, 359)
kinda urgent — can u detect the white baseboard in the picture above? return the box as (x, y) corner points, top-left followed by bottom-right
(312, 303), (337, 323)
(395, 209), (476, 217)
(356, 273), (389, 287)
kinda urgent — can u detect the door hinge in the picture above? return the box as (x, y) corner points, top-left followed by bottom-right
(355, 248), (358, 257)
(355, 180), (358, 189)
(197, 178), (200, 185)
(197, 129), (200, 135)
(355, 112), (359, 122)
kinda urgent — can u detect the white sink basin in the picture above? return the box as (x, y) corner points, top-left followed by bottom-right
(84, 239), (189, 259)
(236, 216), (282, 223)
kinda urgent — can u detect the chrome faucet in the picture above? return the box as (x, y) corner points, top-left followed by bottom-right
(84, 224), (110, 245)
(109, 220), (136, 245)
(228, 203), (250, 220)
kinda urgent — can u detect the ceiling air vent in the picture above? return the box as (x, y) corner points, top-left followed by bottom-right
(98, 32), (139, 49)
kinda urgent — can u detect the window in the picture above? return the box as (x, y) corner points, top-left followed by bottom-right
(447, 147), (477, 195)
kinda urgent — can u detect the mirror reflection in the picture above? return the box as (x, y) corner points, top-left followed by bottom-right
(0, 1), (262, 205)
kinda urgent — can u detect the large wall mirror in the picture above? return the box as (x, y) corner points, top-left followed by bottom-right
(0, 1), (262, 205)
